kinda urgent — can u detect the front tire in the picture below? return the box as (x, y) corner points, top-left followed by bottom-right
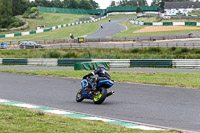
(76, 89), (84, 102)
(93, 87), (107, 104)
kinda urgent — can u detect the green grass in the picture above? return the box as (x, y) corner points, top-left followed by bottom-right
(0, 12), (90, 34)
(1, 104), (170, 133)
(113, 21), (200, 38)
(0, 22), (99, 42)
(1, 47), (200, 59)
(0, 14), (135, 42)
(188, 9), (200, 16)
(137, 17), (200, 22)
(0, 69), (199, 89)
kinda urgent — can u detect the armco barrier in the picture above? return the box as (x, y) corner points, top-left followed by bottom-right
(0, 58), (199, 68)
(131, 20), (200, 26)
(172, 59), (200, 68)
(28, 59), (57, 66)
(0, 58), (2, 65)
(130, 59), (172, 68)
(58, 59), (92, 66)
(3, 59), (28, 65)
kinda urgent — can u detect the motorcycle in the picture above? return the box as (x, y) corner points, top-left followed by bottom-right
(76, 77), (115, 104)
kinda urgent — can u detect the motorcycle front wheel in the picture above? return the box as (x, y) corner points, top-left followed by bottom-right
(76, 89), (84, 102)
(93, 87), (107, 104)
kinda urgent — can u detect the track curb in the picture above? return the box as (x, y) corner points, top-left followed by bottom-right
(0, 98), (164, 131)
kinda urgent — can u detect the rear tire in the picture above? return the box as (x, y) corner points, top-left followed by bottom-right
(93, 87), (107, 104)
(76, 89), (84, 102)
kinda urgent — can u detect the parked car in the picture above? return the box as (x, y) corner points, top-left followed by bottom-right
(20, 41), (44, 49)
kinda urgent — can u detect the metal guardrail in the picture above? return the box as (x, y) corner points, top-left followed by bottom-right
(28, 59), (57, 66)
(0, 58), (200, 68)
(172, 59), (200, 68)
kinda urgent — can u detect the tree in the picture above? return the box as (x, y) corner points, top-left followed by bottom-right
(12, 0), (28, 16)
(52, 0), (64, 8)
(110, 1), (116, 7)
(0, 0), (13, 28)
(90, 0), (99, 9)
(68, 0), (79, 9)
(136, 6), (143, 13)
(79, 0), (93, 10)
(63, 0), (70, 8)
(117, 0), (148, 7)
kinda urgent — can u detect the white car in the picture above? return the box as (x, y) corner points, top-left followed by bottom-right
(20, 41), (44, 49)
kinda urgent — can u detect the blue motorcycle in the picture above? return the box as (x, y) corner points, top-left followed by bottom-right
(76, 77), (114, 104)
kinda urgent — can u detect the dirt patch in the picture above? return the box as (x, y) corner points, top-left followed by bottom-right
(134, 26), (200, 33)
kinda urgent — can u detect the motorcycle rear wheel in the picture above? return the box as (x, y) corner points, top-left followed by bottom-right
(93, 87), (107, 104)
(76, 89), (84, 102)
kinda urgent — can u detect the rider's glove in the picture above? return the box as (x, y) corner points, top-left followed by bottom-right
(83, 75), (87, 79)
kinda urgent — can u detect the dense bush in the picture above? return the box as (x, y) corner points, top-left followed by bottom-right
(0, 17), (25, 29)
(23, 7), (39, 19)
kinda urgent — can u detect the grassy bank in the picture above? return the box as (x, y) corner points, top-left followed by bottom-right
(0, 69), (199, 89)
(0, 14), (135, 42)
(1, 104), (168, 133)
(0, 12), (91, 34)
(0, 47), (200, 59)
(113, 21), (200, 38)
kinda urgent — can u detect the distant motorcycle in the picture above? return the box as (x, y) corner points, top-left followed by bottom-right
(76, 77), (114, 104)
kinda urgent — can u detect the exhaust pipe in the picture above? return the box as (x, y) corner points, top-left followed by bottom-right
(107, 91), (115, 97)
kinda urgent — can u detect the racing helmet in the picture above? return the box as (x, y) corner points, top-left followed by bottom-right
(97, 64), (105, 69)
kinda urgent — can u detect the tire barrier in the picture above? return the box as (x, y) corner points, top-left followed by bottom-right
(0, 58), (199, 68)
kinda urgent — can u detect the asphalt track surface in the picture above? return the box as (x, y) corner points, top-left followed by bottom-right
(86, 18), (128, 38)
(1, 18), (200, 132)
(0, 72), (200, 132)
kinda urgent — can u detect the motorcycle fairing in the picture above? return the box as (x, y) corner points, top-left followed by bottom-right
(97, 80), (114, 88)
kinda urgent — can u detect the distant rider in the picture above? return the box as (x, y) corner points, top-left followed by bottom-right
(83, 64), (111, 91)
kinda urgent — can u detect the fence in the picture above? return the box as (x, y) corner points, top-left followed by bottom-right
(38, 6), (159, 15)
(0, 58), (200, 68)
(5, 38), (200, 49)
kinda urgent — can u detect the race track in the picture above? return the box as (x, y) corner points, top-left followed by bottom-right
(86, 18), (128, 38)
(0, 72), (200, 132)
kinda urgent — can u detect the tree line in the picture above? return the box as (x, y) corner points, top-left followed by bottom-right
(28, 0), (99, 10)
(110, 0), (194, 11)
(0, 0), (99, 28)
(110, 0), (148, 7)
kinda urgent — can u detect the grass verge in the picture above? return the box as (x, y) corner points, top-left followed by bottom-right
(1, 104), (169, 133)
(112, 21), (200, 38)
(1, 47), (200, 59)
(0, 69), (199, 89)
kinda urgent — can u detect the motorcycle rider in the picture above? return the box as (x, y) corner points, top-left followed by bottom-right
(83, 64), (111, 91)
